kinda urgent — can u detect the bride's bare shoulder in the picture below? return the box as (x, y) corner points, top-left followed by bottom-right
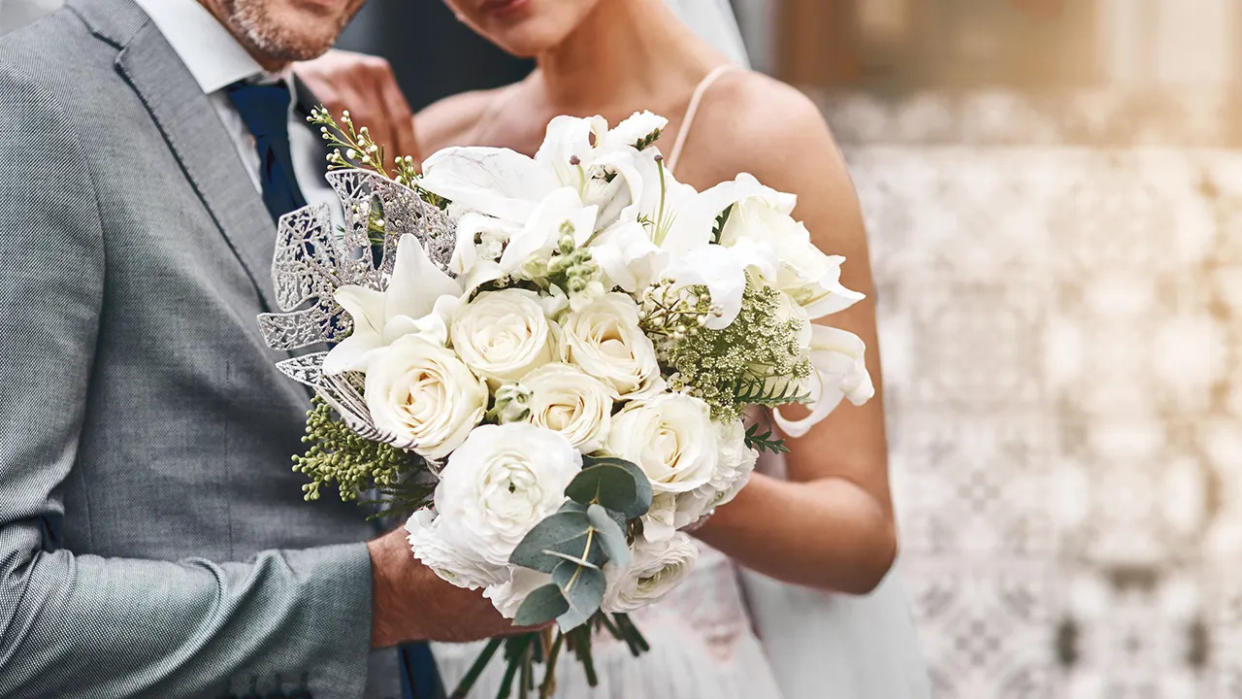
(416, 86), (509, 153)
(696, 71), (842, 186)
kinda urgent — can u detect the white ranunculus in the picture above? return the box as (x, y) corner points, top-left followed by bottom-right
(434, 423), (583, 568)
(602, 532), (699, 613)
(606, 394), (717, 494)
(405, 508), (507, 589)
(641, 492), (678, 543)
(774, 325), (875, 438)
(450, 288), (557, 384)
(520, 362), (615, 453)
(559, 292), (663, 399)
(324, 234), (463, 374)
(364, 334), (487, 460)
(484, 567), (551, 619)
(652, 419), (758, 536)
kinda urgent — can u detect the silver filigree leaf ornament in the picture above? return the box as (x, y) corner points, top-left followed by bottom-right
(258, 168), (456, 448)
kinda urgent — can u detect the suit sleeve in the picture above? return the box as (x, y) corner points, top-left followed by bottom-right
(0, 66), (374, 699)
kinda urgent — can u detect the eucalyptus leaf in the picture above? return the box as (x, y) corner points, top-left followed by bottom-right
(551, 560), (606, 631)
(542, 533), (607, 569)
(509, 510), (592, 573)
(513, 583), (570, 626)
(587, 504), (631, 568)
(566, 457), (653, 518)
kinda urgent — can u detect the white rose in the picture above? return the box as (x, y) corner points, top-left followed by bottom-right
(364, 334), (487, 460)
(434, 423), (583, 568)
(405, 508), (506, 589)
(483, 567), (551, 619)
(559, 292), (662, 399)
(602, 532), (699, 613)
(450, 288), (558, 384)
(640, 420), (757, 539)
(606, 394), (717, 494)
(520, 362), (615, 453)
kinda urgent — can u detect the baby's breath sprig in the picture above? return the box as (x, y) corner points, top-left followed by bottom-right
(307, 106), (420, 188)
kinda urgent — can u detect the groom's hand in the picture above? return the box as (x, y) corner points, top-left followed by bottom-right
(295, 50), (420, 170)
(367, 527), (516, 648)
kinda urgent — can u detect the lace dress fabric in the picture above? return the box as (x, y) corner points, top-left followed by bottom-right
(431, 544), (783, 698)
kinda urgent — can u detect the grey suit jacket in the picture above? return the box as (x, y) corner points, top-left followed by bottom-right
(0, 1), (400, 696)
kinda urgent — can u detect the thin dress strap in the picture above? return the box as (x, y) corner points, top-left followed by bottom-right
(666, 64), (738, 175)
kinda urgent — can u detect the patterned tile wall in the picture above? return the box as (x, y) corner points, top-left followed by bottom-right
(824, 91), (1242, 698)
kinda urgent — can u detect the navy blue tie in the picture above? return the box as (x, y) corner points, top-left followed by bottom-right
(226, 81), (308, 223)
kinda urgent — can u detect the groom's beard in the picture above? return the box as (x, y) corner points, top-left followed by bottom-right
(217, 0), (365, 64)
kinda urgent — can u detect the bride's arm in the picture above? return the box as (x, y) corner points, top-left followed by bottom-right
(691, 76), (895, 594)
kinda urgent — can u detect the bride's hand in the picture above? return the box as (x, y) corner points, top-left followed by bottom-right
(294, 49), (420, 170)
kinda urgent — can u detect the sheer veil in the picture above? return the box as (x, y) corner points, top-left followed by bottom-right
(663, 0), (752, 68)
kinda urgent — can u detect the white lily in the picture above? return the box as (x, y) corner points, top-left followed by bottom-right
(323, 234), (463, 375)
(710, 173), (865, 320)
(773, 325), (875, 437)
(498, 187), (598, 276)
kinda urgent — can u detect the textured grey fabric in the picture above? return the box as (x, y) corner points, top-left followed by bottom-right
(0, 1), (398, 697)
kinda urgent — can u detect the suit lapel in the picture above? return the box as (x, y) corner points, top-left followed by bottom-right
(73, 0), (281, 313)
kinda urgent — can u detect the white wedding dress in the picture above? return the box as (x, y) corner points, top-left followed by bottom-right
(432, 451), (929, 699)
(436, 4), (930, 697)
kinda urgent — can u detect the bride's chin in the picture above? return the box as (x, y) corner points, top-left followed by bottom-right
(484, 26), (565, 58)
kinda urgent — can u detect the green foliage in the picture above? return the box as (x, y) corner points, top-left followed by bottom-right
(507, 456), (652, 632)
(744, 423), (791, 454)
(631, 127), (662, 151)
(661, 280), (814, 420)
(711, 204), (734, 243)
(564, 456), (653, 519)
(291, 399), (431, 509)
(514, 585), (571, 627)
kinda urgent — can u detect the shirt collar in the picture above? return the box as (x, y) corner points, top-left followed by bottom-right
(132, 0), (289, 94)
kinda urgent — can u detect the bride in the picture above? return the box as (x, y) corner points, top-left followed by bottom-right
(301, 0), (927, 696)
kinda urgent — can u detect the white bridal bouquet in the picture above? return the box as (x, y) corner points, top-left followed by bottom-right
(259, 108), (874, 697)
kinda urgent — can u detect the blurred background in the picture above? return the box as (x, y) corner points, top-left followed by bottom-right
(5, 0), (1239, 696)
(335, 1), (1242, 697)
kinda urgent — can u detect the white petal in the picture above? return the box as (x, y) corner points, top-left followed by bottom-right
(534, 115), (608, 184)
(589, 221), (665, 292)
(334, 284), (386, 338)
(663, 245), (747, 329)
(386, 234), (462, 321)
(603, 111), (669, 152)
(322, 332), (384, 374)
(450, 212), (517, 277)
(499, 188), (593, 273)
(420, 147), (557, 223)
(798, 254), (867, 319)
(773, 326), (874, 437)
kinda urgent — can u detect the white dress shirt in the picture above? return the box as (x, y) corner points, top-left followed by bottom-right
(131, 0), (338, 221)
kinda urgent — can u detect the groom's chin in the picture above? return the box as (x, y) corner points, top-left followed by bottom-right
(220, 0), (365, 63)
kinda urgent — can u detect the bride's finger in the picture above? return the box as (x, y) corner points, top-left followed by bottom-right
(371, 63), (420, 166)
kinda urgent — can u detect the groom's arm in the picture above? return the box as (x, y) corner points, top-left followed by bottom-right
(0, 63), (513, 698)
(0, 63), (377, 699)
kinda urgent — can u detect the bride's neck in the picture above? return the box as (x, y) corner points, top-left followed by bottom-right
(532, 0), (722, 114)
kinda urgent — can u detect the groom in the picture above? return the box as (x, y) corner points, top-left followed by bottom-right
(0, 0), (510, 697)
